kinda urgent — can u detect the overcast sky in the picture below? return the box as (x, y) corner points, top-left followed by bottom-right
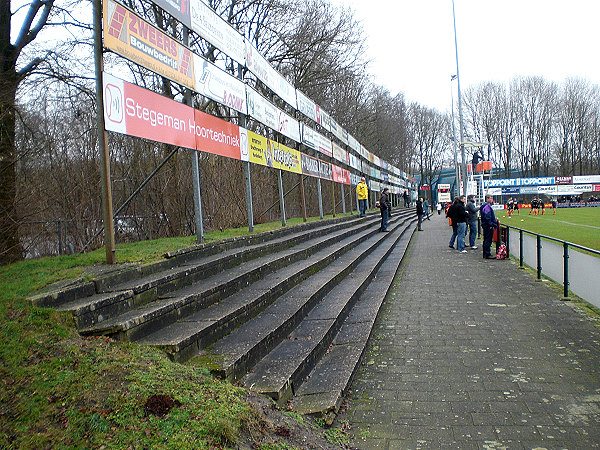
(329, 0), (600, 112)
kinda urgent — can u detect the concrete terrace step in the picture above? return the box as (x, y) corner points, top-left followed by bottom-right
(291, 228), (414, 417)
(241, 219), (415, 403)
(138, 213), (412, 358)
(67, 215), (375, 331)
(194, 215), (415, 382)
(80, 214), (400, 341)
(28, 215), (362, 310)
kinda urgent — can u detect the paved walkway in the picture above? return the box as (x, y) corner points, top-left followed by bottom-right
(340, 212), (600, 449)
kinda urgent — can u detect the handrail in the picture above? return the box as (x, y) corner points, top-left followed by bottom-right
(500, 224), (600, 256)
(498, 223), (600, 301)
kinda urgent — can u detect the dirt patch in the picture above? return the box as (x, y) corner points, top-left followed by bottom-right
(144, 394), (181, 417)
(237, 393), (355, 449)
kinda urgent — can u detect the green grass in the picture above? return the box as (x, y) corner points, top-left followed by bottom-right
(0, 213), (353, 448)
(496, 207), (600, 251)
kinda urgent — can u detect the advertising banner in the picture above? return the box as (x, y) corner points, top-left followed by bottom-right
(538, 185), (557, 195)
(103, 72), (196, 149)
(192, 108), (242, 160)
(319, 159), (333, 180)
(554, 176), (572, 185)
(329, 119), (346, 145)
(347, 134), (360, 153)
(299, 123), (317, 151)
(296, 90), (317, 122)
(501, 187), (521, 195)
(594, 184), (600, 192)
(189, 0), (245, 65)
(301, 153), (320, 178)
(245, 41), (297, 108)
(316, 107), (331, 132)
(193, 54), (246, 114)
(349, 153), (360, 171)
(519, 187), (538, 194)
(316, 131), (333, 158)
(573, 184), (593, 192)
(247, 131), (301, 173)
(573, 175), (600, 184)
(104, 0), (195, 90)
(246, 87), (300, 142)
(557, 185), (577, 195)
(103, 72), (244, 161)
(332, 142), (348, 165)
(149, 0), (191, 28)
(485, 177), (555, 188)
(332, 165), (348, 185)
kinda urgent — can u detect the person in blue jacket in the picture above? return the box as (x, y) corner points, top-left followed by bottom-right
(480, 194), (499, 259)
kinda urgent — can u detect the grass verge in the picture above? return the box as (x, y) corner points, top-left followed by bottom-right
(1, 215), (355, 449)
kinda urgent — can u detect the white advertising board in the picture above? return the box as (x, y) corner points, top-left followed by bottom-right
(190, 0), (245, 65)
(245, 41), (297, 109)
(296, 90), (316, 122)
(193, 54), (246, 113)
(246, 86), (300, 142)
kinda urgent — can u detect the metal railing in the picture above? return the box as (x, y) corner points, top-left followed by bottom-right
(498, 223), (600, 309)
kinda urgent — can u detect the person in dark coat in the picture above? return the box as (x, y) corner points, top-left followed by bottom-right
(480, 195), (499, 259)
(454, 196), (469, 253)
(416, 197), (424, 231)
(446, 197), (460, 248)
(379, 188), (391, 232)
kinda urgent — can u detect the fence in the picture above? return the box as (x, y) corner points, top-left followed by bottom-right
(498, 224), (600, 309)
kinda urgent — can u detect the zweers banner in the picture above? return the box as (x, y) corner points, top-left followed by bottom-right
(104, 0), (194, 90)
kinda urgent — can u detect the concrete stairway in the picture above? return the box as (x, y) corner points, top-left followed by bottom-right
(29, 210), (416, 416)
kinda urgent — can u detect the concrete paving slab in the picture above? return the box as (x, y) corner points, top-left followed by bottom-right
(337, 214), (600, 449)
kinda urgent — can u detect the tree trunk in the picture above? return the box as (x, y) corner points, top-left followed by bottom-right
(0, 67), (23, 263)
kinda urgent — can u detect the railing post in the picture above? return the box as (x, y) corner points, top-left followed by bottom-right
(536, 235), (542, 280)
(563, 242), (569, 299)
(519, 229), (524, 268)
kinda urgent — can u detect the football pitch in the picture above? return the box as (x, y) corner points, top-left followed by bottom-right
(496, 207), (600, 251)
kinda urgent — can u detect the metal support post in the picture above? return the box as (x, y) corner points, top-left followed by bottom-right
(341, 184), (346, 215)
(299, 173), (307, 222)
(317, 179), (324, 219)
(331, 181), (336, 217)
(183, 28), (203, 243)
(238, 64), (253, 232)
(278, 169), (286, 226)
(94, 0), (115, 264)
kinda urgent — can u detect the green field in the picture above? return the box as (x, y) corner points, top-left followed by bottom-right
(496, 207), (600, 251)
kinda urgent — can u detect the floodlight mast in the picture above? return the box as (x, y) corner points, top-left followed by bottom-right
(451, 0), (466, 196)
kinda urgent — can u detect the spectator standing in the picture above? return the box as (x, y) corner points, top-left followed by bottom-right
(436, 202), (442, 215)
(403, 190), (409, 207)
(416, 198), (424, 231)
(423, 199), (431, 220)
(454, 196), (469, 253)
(379, 188), (391, 232)
(480, 195), (499, 259)
(446, 197), (460, 249)
(466, 195), (478, 250)
(356, 177), (368, 217)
